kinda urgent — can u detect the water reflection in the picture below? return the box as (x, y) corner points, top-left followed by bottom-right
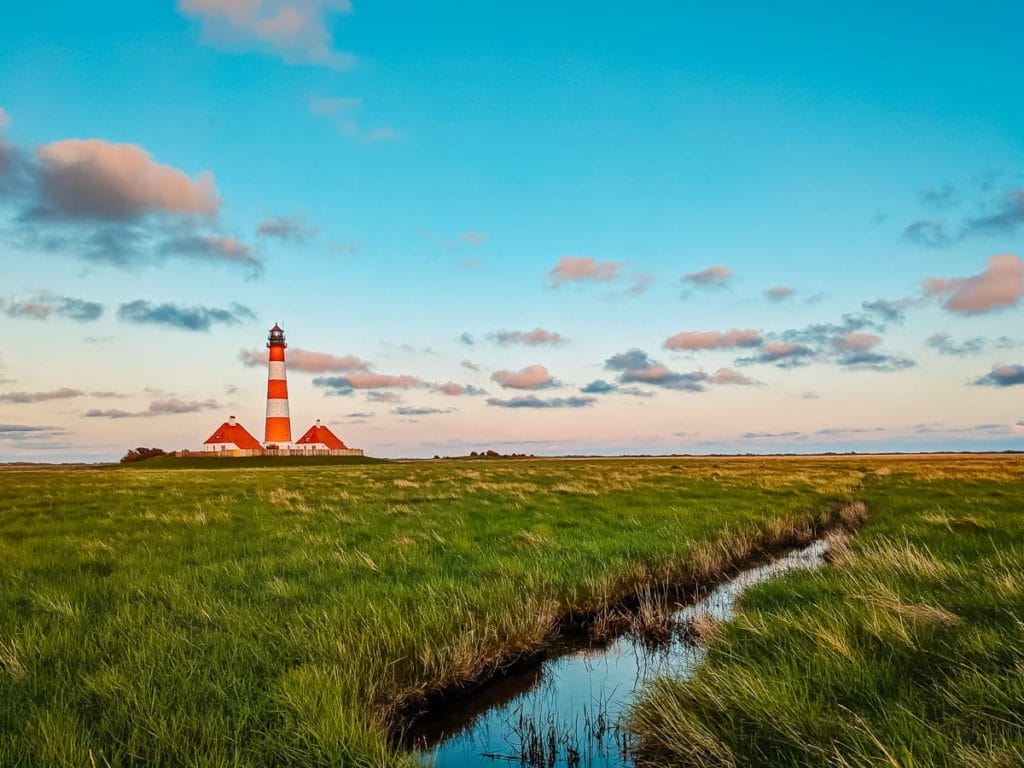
(407, 539), (829, 768)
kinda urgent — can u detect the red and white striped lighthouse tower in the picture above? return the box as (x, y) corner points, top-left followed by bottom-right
(264, 323), (292, 446)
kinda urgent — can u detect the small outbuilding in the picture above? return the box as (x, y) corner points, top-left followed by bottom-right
(203, 416), (263, 452)
(295, 420), (349, 451)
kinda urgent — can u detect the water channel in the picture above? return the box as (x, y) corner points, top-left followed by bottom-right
(402, 538), (831, 768)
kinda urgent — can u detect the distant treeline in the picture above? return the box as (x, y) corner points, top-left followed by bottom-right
(119, 447), (168, 463)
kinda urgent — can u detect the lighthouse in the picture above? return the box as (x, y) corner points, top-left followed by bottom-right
(264, 323), (292, 447)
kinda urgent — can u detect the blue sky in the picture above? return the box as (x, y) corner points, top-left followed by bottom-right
(1, 1), (1022, 460)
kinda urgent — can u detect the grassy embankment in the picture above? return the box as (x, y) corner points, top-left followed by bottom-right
(630, 456), (1024, 767)
(0, 457), (862, 767)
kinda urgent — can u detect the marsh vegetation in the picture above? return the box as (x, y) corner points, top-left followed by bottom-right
(0, 456), (1021, 766)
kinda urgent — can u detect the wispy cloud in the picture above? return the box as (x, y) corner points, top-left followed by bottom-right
(257, 214), (316, 242)
(460, 231), (487, 246)
(84, 398), (219, 418)
(926, 333), (986, 356)
(160, 235), (261, 276)
(664, 328), (761, 351)
(178, 0), (356, 69)
(118, 300), (255, 331)
(308, 96), (398, 141)
(487, 395), (596, 409)
(431, 382), (487, 396)
(392, 406), (452, 416)
(764, 285), (795, 302)
(313, 373), (426, 394)
(0, 388), (83, 403)
(736, 341), (815, 368)
(238, 347), (370, 373)
(682, 265), (732, 288)
(489, 328), (565, 346)
(1, 294), (103, 322)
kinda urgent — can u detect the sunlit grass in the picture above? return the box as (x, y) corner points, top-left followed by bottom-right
(1, 454), (1020, 766)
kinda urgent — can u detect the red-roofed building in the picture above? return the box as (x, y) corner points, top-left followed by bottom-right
(203, 416), (263, 452)
(295, 420), (349, 451)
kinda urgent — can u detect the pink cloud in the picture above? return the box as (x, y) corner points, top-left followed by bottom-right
(36, 139), (220, 220)
(682, 265), (732, 287)
(432, 382), (486, 396)
(664, 328), (762, 351)
(765, 285), (794, 301)
(343, 373), (424, 389)
(549, 256), (625, 285)
(491, 364), (558, 390)
(178, 0), (355, 69)
(710, 368), (762, 386)
(490, 328), (565, 346)
(924, 254), (1024, 315)
(238, 347), (370, 373)
(833, 332), (882, 352)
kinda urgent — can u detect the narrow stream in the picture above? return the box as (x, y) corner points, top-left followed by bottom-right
(402, 538), (831, 768)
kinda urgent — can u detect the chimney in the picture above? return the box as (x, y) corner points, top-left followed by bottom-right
(229, 415), (237, 426)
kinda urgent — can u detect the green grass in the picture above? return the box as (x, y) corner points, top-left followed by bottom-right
(1, 456), (1021, 766)
(629, 456), (1024, 767)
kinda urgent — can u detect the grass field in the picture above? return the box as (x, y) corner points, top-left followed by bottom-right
(0, 456), (1021, 766)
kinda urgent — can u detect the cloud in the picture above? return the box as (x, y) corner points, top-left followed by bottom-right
(0, 423), (67, 442)
(736, 341), (815, 368)
(903, 220), (953, 247)
(257, 214), (315, 242)
(926, 333), (986, 356)
(580, 379), (616, 394)
(366, 126), (400, 142)
(486, 395), (596, 409)
(35, 139), (219, 220)
(972, 364), (1024, 387)
(313, 373), (426, 394)
(832, 332), (882, 352)
(160, 234), (261, 275)
(308, 96), (397, 141)
(459, 332), (475, 346)
(491, 364), (558, 390)
(963, 190), (1024, 236)
(682, 265), (732, 288)
(605, 349), (709, 391)
(863, 297), (915, 323)
(765, 285), (795, 301)
(924, 254), (1023, 315)
(118, 300), (255, 331)
(365, 391), (403, 403)
(84, 398), (219, 418)
(460, 231), (487, 246)
(664, 328), (761, 351)
(392, 406), (452, 416)
(460, 359), (480, 371)
(742, 431), (800, 439)
(548, 256), (625, 285)
(836, 351), (915, 372)
(431, 382), (486, 396)
(0, 388), (82, 403)
(710, 368), (762, 386)
(1, 294), (103, 322)
(489, 328), (565, 346)
(919, 185), (957, 209)
(178, 0), (355, 69)
(238, 347), (370, 373)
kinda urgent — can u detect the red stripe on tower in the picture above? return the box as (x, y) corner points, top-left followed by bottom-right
(264, 323), (292, 446)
